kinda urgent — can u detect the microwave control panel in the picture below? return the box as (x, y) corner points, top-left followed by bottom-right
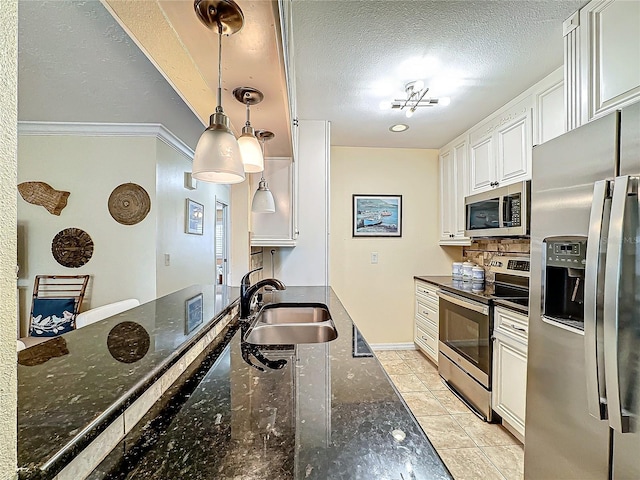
(510, 194), (521, 226)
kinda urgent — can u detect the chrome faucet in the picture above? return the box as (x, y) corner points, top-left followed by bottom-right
(240, 268), (286, 319)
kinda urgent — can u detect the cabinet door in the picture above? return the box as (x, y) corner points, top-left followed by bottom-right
(579, 0), (640, 124)
(492, 336), (527, 438)
(439, 149), (455, 241)
(251, 157), (295, 246)
(496, 100), (532, 185)
(453, 141), (468, 238)
(469, 134), (495, 193)
(535, 75), (565, 144)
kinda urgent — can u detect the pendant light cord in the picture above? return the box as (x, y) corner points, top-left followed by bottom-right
(216, 27), (223, 113)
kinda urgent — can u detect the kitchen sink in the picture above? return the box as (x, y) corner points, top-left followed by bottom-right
(243, 302), (338, 345)
(257, 303), (331, 324)
(244, 323), (338, 345)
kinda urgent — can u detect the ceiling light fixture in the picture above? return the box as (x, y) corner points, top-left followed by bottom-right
(390, 81), (450, 118)
(251, 130), (276, 213)
(191, 0), (245, 184)
(389, 124), (409, 133)
(233, 86), (265, 173)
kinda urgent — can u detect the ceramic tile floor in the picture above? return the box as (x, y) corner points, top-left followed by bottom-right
(377, 349), (524, 480)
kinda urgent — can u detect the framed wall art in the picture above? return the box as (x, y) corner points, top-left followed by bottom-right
(185, 293), (204, 334)
(352, 194), (402, 237)
(186, 198), (204, 235)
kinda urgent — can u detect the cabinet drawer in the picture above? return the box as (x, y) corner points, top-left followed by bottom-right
(415, 299), (438, 330)
(415, 321), (438, 363)
(415, 281), (439, 306)
(494, 306), (528, 342)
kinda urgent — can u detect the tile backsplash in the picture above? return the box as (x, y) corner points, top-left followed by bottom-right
(463, 239), (530, 282)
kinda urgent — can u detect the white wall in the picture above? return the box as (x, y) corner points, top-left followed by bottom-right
(276, 120), (330, 286)
(0, 2), (17, 477)
(17, 131), (228, 336)
(330, 146), (457, 345)
(155, 139), (230, 296)
(17, 134), (157, 336)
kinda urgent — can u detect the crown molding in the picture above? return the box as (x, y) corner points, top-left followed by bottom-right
(17, 121), (194, 159)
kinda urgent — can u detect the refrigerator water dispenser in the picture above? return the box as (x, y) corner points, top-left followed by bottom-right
(542, 236), (587, 331)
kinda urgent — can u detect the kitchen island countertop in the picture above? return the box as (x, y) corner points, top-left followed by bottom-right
(96, 286), (453, 480)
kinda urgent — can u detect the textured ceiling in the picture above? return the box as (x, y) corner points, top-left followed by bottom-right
(18, 0), (590, 155)
(291, 0), (589, 149)
(18, 0), (206, 150)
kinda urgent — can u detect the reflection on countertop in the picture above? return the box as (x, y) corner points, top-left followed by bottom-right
(18, 284), (238, 479)
(93, 287), (452, 480)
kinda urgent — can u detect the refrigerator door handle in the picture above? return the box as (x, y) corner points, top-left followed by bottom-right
(585, 179), (610, 420)
(603, 175), (637, 434)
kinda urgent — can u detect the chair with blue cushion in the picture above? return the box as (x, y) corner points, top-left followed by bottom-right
(28, 275), (90, 338)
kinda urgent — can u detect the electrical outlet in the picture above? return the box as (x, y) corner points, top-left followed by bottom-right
(164, 253), (170, 266)
(371, 252), (378, 264)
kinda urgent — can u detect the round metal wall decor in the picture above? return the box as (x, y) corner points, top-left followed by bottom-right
(51, 228), (94, 268)
(108, 183), (151, 226)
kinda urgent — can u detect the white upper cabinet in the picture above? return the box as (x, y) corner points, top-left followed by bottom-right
(469, 97), (533, 194)
(565, 0), (640, 127)
(278, 0), (299, 161)
(439, 135), (470, 245)
(532, 68), (565, 144)
(250, 157), (297, 247)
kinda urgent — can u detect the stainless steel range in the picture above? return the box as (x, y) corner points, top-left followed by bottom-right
(437, 256), (530, 421)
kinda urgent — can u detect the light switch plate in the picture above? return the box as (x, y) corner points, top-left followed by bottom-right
(164, 253), (170, 266)
(371, 252), (378, 264)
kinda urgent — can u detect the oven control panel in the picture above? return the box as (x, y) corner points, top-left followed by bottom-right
(489, 256), (530, 277)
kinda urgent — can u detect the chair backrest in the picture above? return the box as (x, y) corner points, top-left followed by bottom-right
(75, 299), (140, 329)
(30, 275), (90, 321)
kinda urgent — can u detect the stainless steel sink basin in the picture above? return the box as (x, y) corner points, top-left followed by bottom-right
(243, 302), (338, 345)
(258, 302), (331, 324)
(244, 323), (338, 345)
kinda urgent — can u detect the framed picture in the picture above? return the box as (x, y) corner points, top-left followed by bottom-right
(353, 194), (402, 237)
(186, 198), (204, 235)
(185, 293), (203, 334)
(352, 325), (374, 357)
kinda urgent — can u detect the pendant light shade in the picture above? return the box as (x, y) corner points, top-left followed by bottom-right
(191, 0), (245, 184)
(233, 87), (265, 173)
(193, 112), (245, 183)
(251, 130), (276, 213)
(238, 133), (264, 173)
(252, 178), (276, 213)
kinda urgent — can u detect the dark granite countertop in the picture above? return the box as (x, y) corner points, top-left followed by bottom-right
(415, 275), (529, 315)
(414, 275), (452, 287)
(94, 287), (452, 480)
(17, 284), (239, 479)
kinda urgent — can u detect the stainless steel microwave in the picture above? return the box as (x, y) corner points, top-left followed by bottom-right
(464, 181), (530, 237)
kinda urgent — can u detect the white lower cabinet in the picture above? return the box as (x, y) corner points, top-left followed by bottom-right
(414, 280), (439, 364)
(492, 306), (528, 441)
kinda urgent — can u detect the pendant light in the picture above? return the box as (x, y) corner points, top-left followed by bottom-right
(191, 0), (245, 184)
(251, 130), (276, 213)
(233, 87), (265, 173)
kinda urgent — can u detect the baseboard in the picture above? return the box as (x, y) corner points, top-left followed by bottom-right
(370, 343), (417, 351)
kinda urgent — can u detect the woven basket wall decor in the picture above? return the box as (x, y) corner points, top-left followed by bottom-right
(108, 183), (151, 225)
(51, 228), (94, 268)
(18, 181), (70, 216)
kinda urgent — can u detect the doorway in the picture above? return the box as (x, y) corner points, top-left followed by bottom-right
(215, 200), (229, 290)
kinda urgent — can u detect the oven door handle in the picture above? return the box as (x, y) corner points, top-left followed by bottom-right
(437, 290), (489, 315)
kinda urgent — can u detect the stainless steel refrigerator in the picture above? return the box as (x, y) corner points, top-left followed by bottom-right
(525, 103), (639, 479)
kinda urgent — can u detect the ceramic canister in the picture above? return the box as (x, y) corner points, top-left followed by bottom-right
(462, 261), (474, 280)
(472, 266), (485, 281)
(452, 262), (463, 279)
